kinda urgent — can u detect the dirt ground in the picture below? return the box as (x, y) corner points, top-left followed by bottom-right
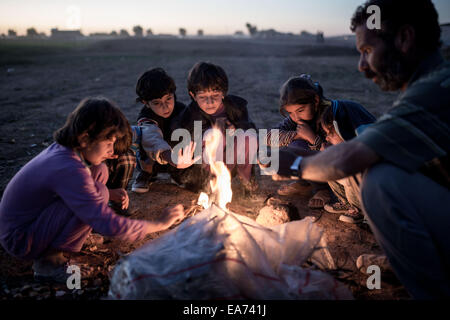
(0, 37), (414, 300)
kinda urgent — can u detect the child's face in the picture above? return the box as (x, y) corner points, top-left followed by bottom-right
(284, 103), (315, 123)
(80, 136), (116, 165)
(322, 125), (344, 145)
(145, 93), (175, 118)
(190, 89), (224, 115)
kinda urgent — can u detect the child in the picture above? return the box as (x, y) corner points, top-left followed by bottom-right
(131, 68), (199, 193)
(265, 74), (375, 209)
(0, 97), (185, 283)
(171, 62), (258, 194)
(319, 103), (375, 223)
(105, 124), (135, 215)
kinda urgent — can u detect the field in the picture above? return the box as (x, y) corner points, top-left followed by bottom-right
(0, 37), (409, 300)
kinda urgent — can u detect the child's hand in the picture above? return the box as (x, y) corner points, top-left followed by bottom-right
(173, 141), (201, 169)
(295, 121), (317, 145)
(225, 120), (236, 136)
(158, 204), (185, 229)
(109, 188), (129, 210)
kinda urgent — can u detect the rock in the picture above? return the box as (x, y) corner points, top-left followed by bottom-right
(13, 293), (23, 299)
(29, 291), (39, 298)
(256, 197), (300, 227)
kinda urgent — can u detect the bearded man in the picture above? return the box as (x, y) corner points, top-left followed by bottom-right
(276, 0), (449, 299)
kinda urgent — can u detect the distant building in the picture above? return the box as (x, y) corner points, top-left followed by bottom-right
(51, 28), (84, 40)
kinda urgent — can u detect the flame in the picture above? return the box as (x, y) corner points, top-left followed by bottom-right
(200, 126), (232, 210)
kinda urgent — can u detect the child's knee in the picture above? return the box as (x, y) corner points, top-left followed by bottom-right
(90, 163), (109, 184)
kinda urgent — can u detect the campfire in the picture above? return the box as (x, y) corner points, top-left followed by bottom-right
(188, 125), (233, 216)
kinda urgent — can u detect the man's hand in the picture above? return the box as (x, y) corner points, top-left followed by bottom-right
(109, 188), (129, 210)
(172, 141), (201, 169)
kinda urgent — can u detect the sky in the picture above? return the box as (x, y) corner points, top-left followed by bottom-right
(1, 0), (449, 37)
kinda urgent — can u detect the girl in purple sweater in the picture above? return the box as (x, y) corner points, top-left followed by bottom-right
(0, 97), (184, 282)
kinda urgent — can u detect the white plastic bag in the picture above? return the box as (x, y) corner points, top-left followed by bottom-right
(108, 206), (352, 300)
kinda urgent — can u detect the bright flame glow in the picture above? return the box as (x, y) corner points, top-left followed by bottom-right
(197, 192), (210, 209)
(201, 126), (232, 210)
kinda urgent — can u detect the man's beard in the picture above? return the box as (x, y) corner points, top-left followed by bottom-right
(364, 44), (414, 91)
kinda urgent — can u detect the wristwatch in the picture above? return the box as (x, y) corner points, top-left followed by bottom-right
(290, 156), (303, 178)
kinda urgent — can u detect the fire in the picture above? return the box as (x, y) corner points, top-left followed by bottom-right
(198, 126), (232, 210)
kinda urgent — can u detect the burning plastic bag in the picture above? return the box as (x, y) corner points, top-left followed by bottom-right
(108, 206), (352, 300)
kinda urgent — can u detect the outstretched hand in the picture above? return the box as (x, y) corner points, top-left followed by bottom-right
(159, 204), (186, 229)
(173, 141), (201, 169)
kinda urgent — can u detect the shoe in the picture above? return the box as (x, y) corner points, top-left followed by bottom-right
(131, 171), (152, 193)
(33, 261), (71, 284)
(324, 202), (352, 214)
(308, 189), (331, 209)
(277, 181), (312, 196)
(338, 208), (363, 224)
(356, 254), (392, 274)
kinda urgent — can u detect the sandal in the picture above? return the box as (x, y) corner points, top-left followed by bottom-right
(308, 189), (331, 209)
(338, 207), (363, 224)
(324, 202), (352, 214)
(356, 254), (392, 274)
(277, 181), (312, 196)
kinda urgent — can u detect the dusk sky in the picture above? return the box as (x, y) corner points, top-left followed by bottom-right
(1, 0), (449, 36)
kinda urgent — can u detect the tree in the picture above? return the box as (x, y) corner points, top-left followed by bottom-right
(197, 29), (203, 36)
(245, 23), (257, 36)
(8, 29), (17, 37)
(179, 28), (187, 37)
(316, 31), (324, 43)
(133, 25), (143, 37)
(119, 29), (130, 37)
(26, 27), (39, 37)
(146, 28), (153, 36)
(110, 31), (118, 36)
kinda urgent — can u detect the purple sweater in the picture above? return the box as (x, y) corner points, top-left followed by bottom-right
(0, 143), (148, 246)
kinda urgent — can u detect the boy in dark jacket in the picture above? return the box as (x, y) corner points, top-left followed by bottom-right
(171, 62), (258, 194)
(131, 68), (198, 193)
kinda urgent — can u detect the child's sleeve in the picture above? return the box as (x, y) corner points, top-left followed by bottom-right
(51, 164), (148, 242)
(265, 117), (297, 147)
(334, 101), (376, 140)
(140, 123), (172, 165)
(265, 129), (297, 147)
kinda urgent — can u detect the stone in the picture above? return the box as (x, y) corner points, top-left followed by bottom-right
(256, 197), (300, 227)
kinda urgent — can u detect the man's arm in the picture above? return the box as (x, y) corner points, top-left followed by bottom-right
(299, 140), (380, 182)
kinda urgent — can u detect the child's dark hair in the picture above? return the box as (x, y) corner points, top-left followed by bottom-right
(135, 68), (176, 103)
(54, 97), (131, 154)
(187, 62), (228, 95)
(279, 74), (328, 117)
(320, 105), (334, 133)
